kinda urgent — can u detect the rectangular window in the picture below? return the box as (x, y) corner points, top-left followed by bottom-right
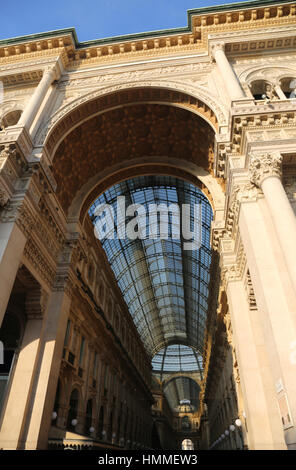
(68, 351), (75, 365)
(64, 319), (71, 347)
(79, 337), (85, 366)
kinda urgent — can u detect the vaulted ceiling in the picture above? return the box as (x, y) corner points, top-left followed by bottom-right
(90, 176), (213, 360)
(53, 102), (215, 213)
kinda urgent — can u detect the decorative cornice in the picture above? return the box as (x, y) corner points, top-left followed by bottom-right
(0, 2), (295, 68)
(25, 286), (49, 319)
(216, 111), (296, 181)
(249, 152), (283, 187)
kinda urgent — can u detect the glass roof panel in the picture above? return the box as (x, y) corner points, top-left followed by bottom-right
(89, 176), (213, 357)
(152, 344), (204, 375)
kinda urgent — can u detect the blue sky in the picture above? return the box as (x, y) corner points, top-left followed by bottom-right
(1, 0), (243, 42)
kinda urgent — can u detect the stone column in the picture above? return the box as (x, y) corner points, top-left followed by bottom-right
(239, 193), (296, 448)
(274, 84), (287, 100)
(249, 152), (296, 292)
(226, 278), (286, 449)
(0, 287), (47, 449)
(210, 42), (245, 101)
(18, 66), (57, 131)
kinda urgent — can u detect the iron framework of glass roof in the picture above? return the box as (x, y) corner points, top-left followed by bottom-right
(151, 344), (203, 376)
(89, 176), (213, 359)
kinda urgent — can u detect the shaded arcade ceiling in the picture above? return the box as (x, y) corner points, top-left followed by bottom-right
(53, 103), (215, 212)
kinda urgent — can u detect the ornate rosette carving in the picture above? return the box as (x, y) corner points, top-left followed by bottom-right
(249, 152), (283, 188)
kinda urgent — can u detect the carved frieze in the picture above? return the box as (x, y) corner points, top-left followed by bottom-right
(34, 80), (227, 149)
(220, 236), (246, 286)
(23, 238), (56, 287)
(223, 181), (262, 244)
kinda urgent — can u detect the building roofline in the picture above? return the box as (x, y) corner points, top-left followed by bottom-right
(0, 0), (294, 48)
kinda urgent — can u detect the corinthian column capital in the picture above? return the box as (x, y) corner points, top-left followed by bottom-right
(210, 41), (225, 60)
(249, 152), (283, 187)
(43, 63), (60, 81)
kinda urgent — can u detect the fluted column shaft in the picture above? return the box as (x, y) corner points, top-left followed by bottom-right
(250, 153), (296, 292)
(18, 67), (56, 131)
(211, 42), (245, 101)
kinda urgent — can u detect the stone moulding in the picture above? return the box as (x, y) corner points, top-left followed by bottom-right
(35, 80), (228, 154)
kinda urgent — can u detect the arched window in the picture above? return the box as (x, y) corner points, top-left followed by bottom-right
(98, 405), (104, 439)
(66, 388), (79, 431)
(124, 408), (129, 442)
(182, 439), (194, 450)
(279, 77), (296, 98)
(0, 110), (22, 129)
(84, 399), (93, 435)
(53, 379), (61, 422)
(108, 411), (113, 442)
(250, 80), (273, 100)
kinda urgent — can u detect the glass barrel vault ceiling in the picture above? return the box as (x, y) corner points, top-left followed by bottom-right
(89, 176), (213, 360)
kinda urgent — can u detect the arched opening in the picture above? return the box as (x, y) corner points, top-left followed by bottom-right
(84, 399), (93, 435)
(279, 77), (296, 98)
(52, 379), (61, 423)
(250, 80), (273, 100)
(182, 438), (194, 450)
(0, 109), (22, 129)
(168, 377), (200, 410)
(66, 388), (79, 431)
(98, 405), (104, 439)
(49, 96), (219, 219)
(108, 411), (113, 442)
(47, 88), (224, 451)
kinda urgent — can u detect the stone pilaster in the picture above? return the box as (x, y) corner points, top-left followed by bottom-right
(210, 41), (245, 101)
